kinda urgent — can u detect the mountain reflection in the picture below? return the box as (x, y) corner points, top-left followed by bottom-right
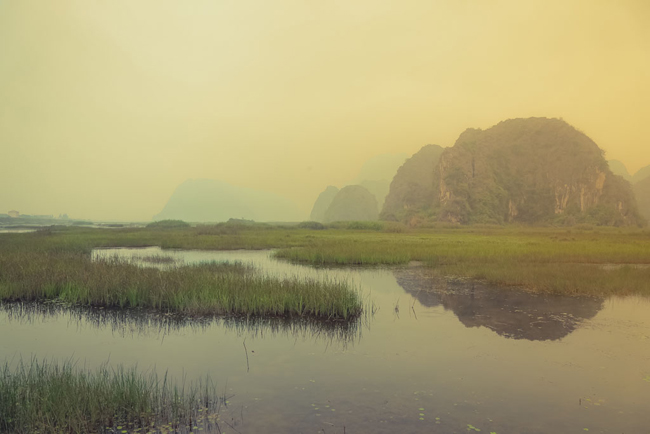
(394, 268), (604, 341)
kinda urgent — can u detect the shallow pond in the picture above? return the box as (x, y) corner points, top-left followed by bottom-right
(2, 248), (650, 433)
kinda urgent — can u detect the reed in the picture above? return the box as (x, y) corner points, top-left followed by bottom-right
(0, 358), (222, 434)
(2, 224), (650, 298)
(0, 253), (362, 320)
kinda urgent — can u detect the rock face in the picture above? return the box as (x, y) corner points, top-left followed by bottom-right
(309, 186), (339, 222)
(323, 185), (379, 223)
(634, 175), (650, 221)
(431, 118), (642, 225)
(380, 144), (445, 222)
(608, 160), (632, 182)
(154, 179), (304, 222)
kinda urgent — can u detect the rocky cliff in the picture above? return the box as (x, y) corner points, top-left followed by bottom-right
(309, 186), (339, 222)
(323, 185), (379, 223)
(430, 118), (642, 226)
(380, 144), (445, 222)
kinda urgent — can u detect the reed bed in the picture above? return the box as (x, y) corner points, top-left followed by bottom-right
(0, 252), (361, 320)
(274, 230), (650, 295)
(0, 358), (222, 434)
(2, 224), (650, 298)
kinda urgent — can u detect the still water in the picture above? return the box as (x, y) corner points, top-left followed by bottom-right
(2, 248), (650, 433)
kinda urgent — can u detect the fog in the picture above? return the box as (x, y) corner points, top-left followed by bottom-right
(1, 0), (649, 221)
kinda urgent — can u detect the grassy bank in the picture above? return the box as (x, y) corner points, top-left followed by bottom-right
(273, 227), (650, 296)
(0, 252), (361, 319)
(1, 223), (650, 298)
(0, 358), (222, 434)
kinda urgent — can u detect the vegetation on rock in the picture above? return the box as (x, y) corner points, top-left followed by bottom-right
(634, 175), (650, 221)
(380, 144), (445, 224)
(391, 118), (644, 226)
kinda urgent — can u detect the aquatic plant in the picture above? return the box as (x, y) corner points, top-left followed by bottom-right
(0, 358), (223, 434)
(0, 253), (362, 320)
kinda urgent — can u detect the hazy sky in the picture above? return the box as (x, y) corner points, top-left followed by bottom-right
(1, 0), (649, 221)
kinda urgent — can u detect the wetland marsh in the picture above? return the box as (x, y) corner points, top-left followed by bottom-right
(1, 226), (650, 433)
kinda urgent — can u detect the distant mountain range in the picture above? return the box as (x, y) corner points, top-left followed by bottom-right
(309, 153), (407, 222)
(307, 118), (648, 226)
(158, 120), (649, 226)
(607, 160), (650, 184)
(153, 179), (305, 223)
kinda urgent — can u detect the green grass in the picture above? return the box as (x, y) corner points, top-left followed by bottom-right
(0, 358), (223, 434)
(274, 226), (650, 296)
(145, 219), (191, 229)
(1, 223), (650, 300)
(0, 252), (361, 319)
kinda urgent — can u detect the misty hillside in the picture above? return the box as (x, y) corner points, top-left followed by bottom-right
(309, 153), (407, 222)
(352, 153), (408, 185)
(358, 180), (391, 210)
(309, 186), (339, 222)
(632, 165), (650, 184)
(634, 175), (650, 221)
(154, 179), (304, 222)
(323, 185), (379, 223)
(381, 144), (446, 222)
(608, 160), (632, 182)
(385, 118), (642, 226)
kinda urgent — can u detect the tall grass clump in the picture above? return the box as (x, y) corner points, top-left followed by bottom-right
(0, 253), (362, 320)
(0, 358), (222, 434)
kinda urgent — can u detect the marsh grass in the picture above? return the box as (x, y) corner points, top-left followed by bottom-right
(0, 358), (223, 434)
(0, 252), (362, 320)
(2, 225), (649, 299)
(134, 254), (180, 265)
(273, 228), (650, 296)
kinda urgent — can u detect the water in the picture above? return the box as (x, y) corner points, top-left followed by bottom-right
(2, 248), (650, 433)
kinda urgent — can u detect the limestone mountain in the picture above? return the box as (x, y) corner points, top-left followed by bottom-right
(380, 144), (445, 222)
(608, 160), (632, 182)
(309, 186), (339, 222)
(154, 179), (304, 222)
(308, 153), (407, 221)
(358, 179), (391, 210)
(632, 164), (650, 184)
(634, 175), (650, 221)
(430, 118), (642, 226)
(323, 185), (379, 223)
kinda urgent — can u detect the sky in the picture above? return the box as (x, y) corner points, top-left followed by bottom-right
(1, 0), (649, 221)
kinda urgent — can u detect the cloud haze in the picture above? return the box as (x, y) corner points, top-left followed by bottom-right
(1, 0), (649, 220)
